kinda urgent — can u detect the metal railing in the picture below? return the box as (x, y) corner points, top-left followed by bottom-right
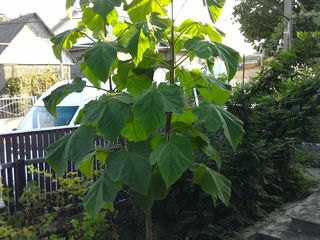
(0, 96), (37, 119)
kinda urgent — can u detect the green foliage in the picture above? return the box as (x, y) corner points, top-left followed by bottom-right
(45, 0), (243, 223)
(1, 70), (59, 97)
(0, 167), (119, 239)
(233, 0), (320, 54)
(113, 46), (320, 239)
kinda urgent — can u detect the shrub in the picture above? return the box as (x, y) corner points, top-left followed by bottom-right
(1, 70), (59, 97)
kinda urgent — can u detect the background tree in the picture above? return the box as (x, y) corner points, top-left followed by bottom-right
(233, 0), (320, 54)
(44, 0), (244, 239)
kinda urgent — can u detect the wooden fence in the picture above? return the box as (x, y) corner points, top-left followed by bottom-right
(0, 126), (121, 212)
(0, 96), (37, 119)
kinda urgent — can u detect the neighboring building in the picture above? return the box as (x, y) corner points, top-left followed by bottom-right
(231, 53), (262, 86)
(0, 13), (73, 90)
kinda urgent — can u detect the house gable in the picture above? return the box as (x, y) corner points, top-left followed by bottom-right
(0, 13), (73, 65)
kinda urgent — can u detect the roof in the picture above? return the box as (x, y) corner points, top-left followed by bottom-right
(0, 13), (74, 63)
(0, 13), (55, 54)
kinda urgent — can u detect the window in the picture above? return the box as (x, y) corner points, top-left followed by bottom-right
(19, 106), (79, 130)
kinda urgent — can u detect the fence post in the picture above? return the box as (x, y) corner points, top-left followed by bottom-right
(14, 159), (26, 210)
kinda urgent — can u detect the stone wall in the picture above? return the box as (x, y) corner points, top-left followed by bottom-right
(0, 64), (71, 90)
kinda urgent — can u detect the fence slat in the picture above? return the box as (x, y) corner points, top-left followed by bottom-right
(0, 126), (115, 212)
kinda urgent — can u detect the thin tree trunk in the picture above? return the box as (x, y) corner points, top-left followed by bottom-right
(146, 209), (153, 240)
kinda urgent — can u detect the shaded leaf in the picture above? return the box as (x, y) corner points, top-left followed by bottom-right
(82, 42), (118, 83)
(193, 164), (231, 205)
(91, 0), (121, 21)
(106, 142), (152, 195)
(150, 135), (194, 187)
(45, 126), (96, 176)
(133, 83), (184, 132)
(81, 94), (131, 141)
(122, 115), (149, 141)
(44, 77), (86, 116)
(84, 172), (121, 218)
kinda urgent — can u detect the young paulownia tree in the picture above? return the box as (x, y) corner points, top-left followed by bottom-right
(45, 0), (244, 239)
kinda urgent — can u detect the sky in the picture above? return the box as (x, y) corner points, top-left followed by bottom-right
(0, 0), (255, 55)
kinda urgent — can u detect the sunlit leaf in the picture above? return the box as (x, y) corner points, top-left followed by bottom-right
(194, 102), (244, 150)
(51, 27), (84, 61)
(184, 37), (240, 80)
(126, 0), (171, 23)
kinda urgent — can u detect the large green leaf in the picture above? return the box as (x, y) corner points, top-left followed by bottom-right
(82, 42), (117, 83)
(194, 102), (244, 150)
(51, 27), (84, 61)
(106, 142), (152, 195)
(82, 8), (105, 33)
(64, 126), (97, 164)
(122, 115), (149, 141)
(45, 126), (96, 176)
(91, 0), (121, 21)
(176, 68), (231, 105)
(126, 0), (171, 23)
(45, 133), (72, 176)
(44, 77), (86, 116)
(193, 164), (231, 205)
(83, 172), (121, 218)
(80, 94), (131, 141)
(177, 19), (222, 42)
(133, 83), (185, 132)
(184, 37), (240, 80)
(133, 168), (168, 212)
(203, 0), (226, 23)
(117, 23), (152, 65)
(150, 135), (194, 187)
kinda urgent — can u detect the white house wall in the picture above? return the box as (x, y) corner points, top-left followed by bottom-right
(0, 18), (72, 65)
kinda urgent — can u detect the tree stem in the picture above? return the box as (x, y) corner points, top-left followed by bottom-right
(146, 209), (153, 240)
